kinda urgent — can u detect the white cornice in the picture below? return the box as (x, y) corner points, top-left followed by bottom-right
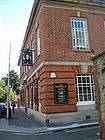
(27, 61), (93, 81)
(43, 0), (105, 15)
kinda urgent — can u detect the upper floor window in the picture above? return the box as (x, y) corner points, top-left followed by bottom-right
(71, 17), (89, 50)
(36, 28), (41, 57)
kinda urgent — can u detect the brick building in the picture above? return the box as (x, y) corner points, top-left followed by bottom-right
(18, 0), (105, 126)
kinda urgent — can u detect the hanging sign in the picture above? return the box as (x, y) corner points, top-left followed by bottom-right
(22, 50), (33, 66)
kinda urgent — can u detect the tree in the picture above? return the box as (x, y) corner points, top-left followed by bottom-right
(0, 79), (6, 102)
(10, 88), (16, 101)
(2, 70), (19, 95)
(0, 70), (19, 102)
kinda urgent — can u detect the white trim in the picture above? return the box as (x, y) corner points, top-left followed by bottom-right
(76, 74), (95, 103)
(27, 61), (93, 81)
(43, 2), (105, 15)
(44, 61), (93, 66)
(27, 61), (45, 81)
(71, 17), (89, 50)
(77, 101), (95, 106)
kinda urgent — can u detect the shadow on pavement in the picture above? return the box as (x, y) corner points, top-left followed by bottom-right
(0, 108), (40, 128)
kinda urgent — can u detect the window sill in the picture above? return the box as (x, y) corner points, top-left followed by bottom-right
(72, 48), (91, 52)
(77, 101), (95, 106)
(77, 101), (96, 110)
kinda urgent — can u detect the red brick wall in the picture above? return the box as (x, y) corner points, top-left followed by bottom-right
(37, 65), (94, 114)
(39, 7), (105, 62)
(19, 64), (95, 114)
(39, 65), (77, 114)
(20, 5), (105, 81)
(21, 6), (105, 79)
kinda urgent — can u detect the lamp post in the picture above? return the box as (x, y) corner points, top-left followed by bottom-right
(7, 43), (11, 119)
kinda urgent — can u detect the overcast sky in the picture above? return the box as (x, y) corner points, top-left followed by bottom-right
(0, 0), (34, 78)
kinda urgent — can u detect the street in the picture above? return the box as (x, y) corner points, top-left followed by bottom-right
(0, 126), (99, 140)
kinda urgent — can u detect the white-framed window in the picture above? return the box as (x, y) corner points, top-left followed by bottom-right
(76, 74), (95, 104)
(71, 17), (89, 50)
(36, 28), (41, 57)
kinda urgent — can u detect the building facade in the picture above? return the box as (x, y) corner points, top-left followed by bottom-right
(18, 0), (105, 127)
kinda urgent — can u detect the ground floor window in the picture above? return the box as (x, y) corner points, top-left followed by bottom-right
(76, 74), (95, 104)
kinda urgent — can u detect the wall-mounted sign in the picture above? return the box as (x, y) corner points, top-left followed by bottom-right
(22, 50), (33, 66)
(54, 83), (69, 104)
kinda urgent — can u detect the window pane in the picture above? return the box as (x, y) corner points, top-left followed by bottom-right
(77, 39), (79, 46)
(72, 21), (74, 28)
(75, 21), (77, 28)
(83, 87), (87, 94)
(79, 87), (82, 94)
(81, 22), (83, 28)
(87, 77), (90, 83)
(82, 77), (86, 83)
(92, 94), (95, 101)
(84, 95), (87, 101)
(78, 22), (81, 28)
(76, 31), (78, 38)
(78, 77), (81, 83)
(87, 86), (91, 93)
(92, 86), (94, 93)
(88, 94), (91, 101)
(79, 95), (83, 101)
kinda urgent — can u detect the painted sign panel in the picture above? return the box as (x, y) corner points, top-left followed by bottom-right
(54, 83), (69, 104)
(22, 50), (33, 66)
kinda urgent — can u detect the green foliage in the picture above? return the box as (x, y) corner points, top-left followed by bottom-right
(10, 88), (16, 101)
(0, 70), (20, 102)
(0, 79), (6, 102)
(2, 70), (20, 95)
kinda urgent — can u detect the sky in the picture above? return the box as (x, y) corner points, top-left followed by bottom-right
(0, 0), (34, 78)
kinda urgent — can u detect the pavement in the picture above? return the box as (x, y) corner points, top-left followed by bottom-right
(0, 108), (99, 134)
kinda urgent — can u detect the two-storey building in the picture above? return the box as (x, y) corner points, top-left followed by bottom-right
(18, 0), (105, 128)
